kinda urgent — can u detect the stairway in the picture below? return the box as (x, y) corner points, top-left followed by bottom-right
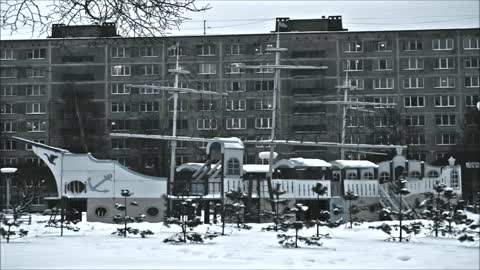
(378, 183), (420, 220)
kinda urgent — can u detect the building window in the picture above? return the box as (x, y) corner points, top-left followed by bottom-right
(433, 76), (455, 88)
(168, 120), (188, 130)
(111, 65), (131, 76)
(347, 115), (366, 127)
(465, 76), (480, 87)
(0, 104), (14, 114)
(226, 80), (244, 92)
(463, 37), (480, 50)
(110, 120), (130, 131)
(465, 56), (480, 68)
(197, 81), (215, 91)
(374, 116), (392, 127)
(375, 58), (393, 70)
(226, 158), (240, 175)
(226, 99), (246, 111)
(348, 79), (364, 90)
(139, 84), (159, 95)
(167, 45), (184, 57)
(376, 41), (392, 52)
(198, 63), (216, 74)
(146, 207), (159, 217)
(344, 41), (363, 52)
(1, 121), (15, 133)
(197, 44), (216, 56)
(0, 85), (15, 96)
(403, 40), (423, 51)
(0, 139), (16, 151)
(197, 100), (217, 111)
(0, 68), (16, 78)
(95, 207), (108, 217)
(403, 77), (424, 89)
(225, 64), (242, 74)
(197, 119), (217, 130)
(226, 118), (246, 129)
(26, 85), (46, 96)
(27, 48), (46, 59)
(255, 117), (272, 129)
(255, 99), (273, 110)
(434, 57), (455, 69)
(450, 170), (459, 189)
(407, 134), (426, 145)
(404, 58), (424, 70)
(436, 133), (456, 145)
(26, 68), (46, 78)
(168, 99), (187, 112)
(373, 96), (395, 108)
(254, 80), (274, 91)
(255, 63), (274, 74)
(346, 172), (357, 179)
(0, 157), (17, 167)
(373, 78), (394, 89)
(405, 115), (425, 126)
(111, 102), (131, 112)
(0, 48), (15, 60)
(111, 138), (128, 149)
(141, 64), (157, 75)
(379, 172), (390, 182)
(26, 120), (47, 132)
(348, 97), (365, 109)
(225, 44), (242, 55)
(254, 44), (274, 55)
(112, 47), (129, 58)
(26, 103), (46, 114)
(427, 170), (440, 178)
(140, 101), (159, 112)
(138, 47), (157, 57)
(433, 39), (454, 50)
(435, 114), (456, 126)
(344, 59), (363, 71)
(66, 181), (86, 193)
(111, 84), (130, 95)
(434, 96), (456, 107)
(404, 96), (425, 107)
(465, 95), (479, 107)
(363, 171), (374, 179)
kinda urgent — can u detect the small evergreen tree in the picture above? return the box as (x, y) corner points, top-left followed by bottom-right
(0, 212), (28, 243)
(309, 183), (342, 237)
(277, 204), (325, 248)
(44, 207), (80, 232)
(344, 190), (359, 229)
(224, 189), (251, 230)
(370, 222), (424, 242)
(164, 198), (220, 243)
(262, 183), (291, 232)
(111, 189), (153, 238)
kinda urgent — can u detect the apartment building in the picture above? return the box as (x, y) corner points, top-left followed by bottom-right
(0, 18), (479, 188)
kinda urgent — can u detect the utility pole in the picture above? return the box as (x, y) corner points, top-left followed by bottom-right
(203, 20), (206, 36)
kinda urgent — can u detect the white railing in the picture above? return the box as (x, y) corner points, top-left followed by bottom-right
(223, 178), (331, 199)
(406, 178), (442, 194)
(344, 180), (379, 197)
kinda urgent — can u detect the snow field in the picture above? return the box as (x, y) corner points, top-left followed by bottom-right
(1, 214), (479, 269)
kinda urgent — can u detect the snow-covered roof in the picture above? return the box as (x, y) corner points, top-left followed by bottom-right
(176, 163), (205, 172)
(243, 164), (269, 173)
(275, 158), (331, 168)
(215, 137), (244, 149)
(330, 160), (379, 169)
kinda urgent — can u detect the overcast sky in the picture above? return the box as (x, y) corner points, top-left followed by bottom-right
(1, 0), (479, 39)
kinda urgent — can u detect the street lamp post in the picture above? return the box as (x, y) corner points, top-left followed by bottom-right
(1, 167), (18, 211)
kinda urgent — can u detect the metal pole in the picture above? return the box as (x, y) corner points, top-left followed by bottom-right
(6, 176), (11, 210)
(340, 88), (348, 160)
(168, 43), (180, 217)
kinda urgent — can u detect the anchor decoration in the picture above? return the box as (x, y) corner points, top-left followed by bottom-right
(87, 173), (113, 193)
(43, 153), (59, 165)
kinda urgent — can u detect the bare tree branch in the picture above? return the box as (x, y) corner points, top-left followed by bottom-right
(1, 0), (210, 37)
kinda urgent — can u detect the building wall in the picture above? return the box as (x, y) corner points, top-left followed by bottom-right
(1, 28), (479, 181)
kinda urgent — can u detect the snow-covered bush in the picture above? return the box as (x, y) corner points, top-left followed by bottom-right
(262, 183), (293, 232)
(0, 213), (28, 243)
(164, 198), (220, 243)
(111, 189), (153, 238)
(224, 189), (251, 230)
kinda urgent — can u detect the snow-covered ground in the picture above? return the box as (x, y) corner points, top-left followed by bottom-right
(1, 214), (479, 269)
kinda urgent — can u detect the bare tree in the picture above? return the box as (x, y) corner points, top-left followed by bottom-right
(1, 0), (210, 37)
